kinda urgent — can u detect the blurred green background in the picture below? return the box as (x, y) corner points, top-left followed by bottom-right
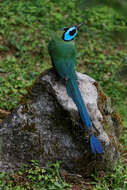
(0, 0), (126, 189)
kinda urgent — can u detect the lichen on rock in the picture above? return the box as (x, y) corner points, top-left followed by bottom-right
(0, 69), (122, 176)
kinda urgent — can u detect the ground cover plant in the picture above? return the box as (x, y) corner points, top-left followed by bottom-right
(0, 0), (127, 189)
(0, 161), (71, 190)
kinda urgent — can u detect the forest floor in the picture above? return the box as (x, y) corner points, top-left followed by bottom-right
(0, 0), (127, 189)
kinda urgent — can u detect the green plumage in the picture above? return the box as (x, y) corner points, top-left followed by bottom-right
(48, 37), (77, 79)
(48, 30), (104, 154)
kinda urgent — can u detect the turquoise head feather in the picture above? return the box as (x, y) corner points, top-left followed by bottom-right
(62, 23), (84, 41)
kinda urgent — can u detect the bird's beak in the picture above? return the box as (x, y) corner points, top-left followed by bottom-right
(76, 23), (84, 29)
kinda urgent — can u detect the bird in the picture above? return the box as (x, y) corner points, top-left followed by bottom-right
(48, 23), (104, 154)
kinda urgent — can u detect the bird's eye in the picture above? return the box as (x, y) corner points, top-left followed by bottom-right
(69, 29), (76, 36)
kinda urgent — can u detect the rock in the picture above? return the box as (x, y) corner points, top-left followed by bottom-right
(0, 69), (122, 175)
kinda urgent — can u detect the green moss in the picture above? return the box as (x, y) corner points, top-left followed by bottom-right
(111, 111), (122, 135)
(94, 83), (107, 117)
(53, 138), (60, 155)
(94, 82), (122, 151)
(21, 104), (29, 114)
(22, 122), (37, 133)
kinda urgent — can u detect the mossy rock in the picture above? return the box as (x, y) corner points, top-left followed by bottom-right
(0, 69), (122, 176)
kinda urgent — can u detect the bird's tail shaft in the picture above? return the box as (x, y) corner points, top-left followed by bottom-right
(66, 79), (92, 128)
(66, 79), (104, 154)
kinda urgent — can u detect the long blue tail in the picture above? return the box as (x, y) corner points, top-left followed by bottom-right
(66, 79), (104, 154)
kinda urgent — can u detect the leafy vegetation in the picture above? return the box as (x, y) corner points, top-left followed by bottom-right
(78, 0), (127, 18)
(92, 160), (127, 190)
(0, 160), (70, 190)
(0, 0), (127, 189)
(0, 160), (126, 189)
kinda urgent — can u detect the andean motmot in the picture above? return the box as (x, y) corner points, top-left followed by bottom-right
(48, 23), (104, 154)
